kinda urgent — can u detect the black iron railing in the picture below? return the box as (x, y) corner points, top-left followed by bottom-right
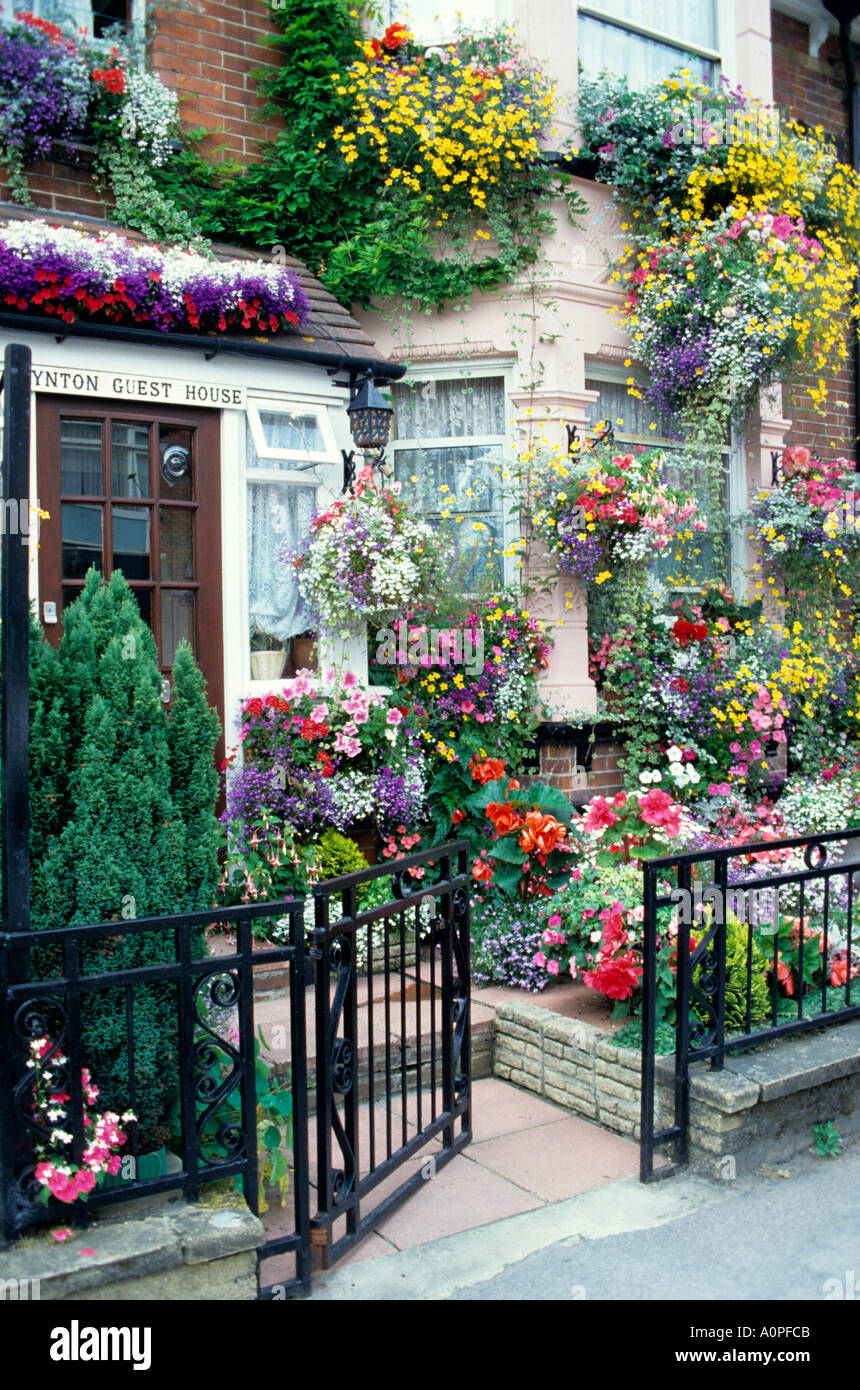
(640, 828), (860, 1181)
(0, 843), (472, 1296)
(0, 897), (312, 1295)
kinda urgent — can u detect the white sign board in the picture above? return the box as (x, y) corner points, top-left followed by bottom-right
(31, 365), (246, 409)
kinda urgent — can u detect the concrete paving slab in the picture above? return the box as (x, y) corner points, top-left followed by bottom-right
(469, 1116), (639, 1202)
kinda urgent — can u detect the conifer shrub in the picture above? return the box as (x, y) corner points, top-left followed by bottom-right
(27, 569), (220, 1148)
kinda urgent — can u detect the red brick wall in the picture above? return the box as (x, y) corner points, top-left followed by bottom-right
(539, 740), (625, 801)
(0, 156), (112, 219)
(771, 10), (858, 459)
(150, 0), (284, 164)
(0, 2), (286, 223)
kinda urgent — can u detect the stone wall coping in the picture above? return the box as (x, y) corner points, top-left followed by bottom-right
(1, 1196), (264, 1298)
(655, 1019), (860, 1111)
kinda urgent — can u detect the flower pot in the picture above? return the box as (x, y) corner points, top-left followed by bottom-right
(250, 649), (286, 681)
(291, 635), (318, 672)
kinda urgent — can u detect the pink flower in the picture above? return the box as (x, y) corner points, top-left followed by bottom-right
(386, 708), (403, 725)
(534, 951), (547, 968)
(569, 958), (578, 979)
(582, 796), (619, 833)
(548, 912), (562, 929)
(546, 959), (560, 976)
(638, 788), (682, 836)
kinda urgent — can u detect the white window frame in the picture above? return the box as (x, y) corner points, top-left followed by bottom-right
(240, 393), (344, 692)
(389, 362), (517, 590)
(577, 1), (735, 89)
(246, 398), (340, 476)
(584, 361), (745, 594)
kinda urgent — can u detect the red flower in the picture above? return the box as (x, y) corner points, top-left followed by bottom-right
(638, 788), (682, 836)
(582, 796), (619, 833)
(92, 66), (127, 94)
(246, 698), (264, 718)
(382, 21), (408, 49)
(485, 802), (524, 836)
(472, 859), (493, 884)
(671, 676), (690, 693)
(581, 952), (642, 1000)
(469, 756), (505, 785)
(518, 811), (566, 857)
(18, 11), (64, 41)
(449, 808), (466, 824)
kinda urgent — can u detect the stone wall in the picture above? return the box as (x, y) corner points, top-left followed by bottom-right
(493, 1001), (645, 1138)
(1, 1197), (265, 1301)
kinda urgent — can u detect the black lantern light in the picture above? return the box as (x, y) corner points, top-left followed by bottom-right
(342, 370), (393, 491)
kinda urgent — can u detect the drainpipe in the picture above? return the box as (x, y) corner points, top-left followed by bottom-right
(824, 2), (860, 454)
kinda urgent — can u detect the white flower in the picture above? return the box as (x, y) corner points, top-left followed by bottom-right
(667, 745), (683, 763)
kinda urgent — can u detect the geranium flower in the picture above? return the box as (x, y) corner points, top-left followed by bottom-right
(581, 951), (642, 1000)
(638, 788), (682, 836)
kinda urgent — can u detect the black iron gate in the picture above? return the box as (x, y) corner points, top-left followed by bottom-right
(306, 843), (472, 1272)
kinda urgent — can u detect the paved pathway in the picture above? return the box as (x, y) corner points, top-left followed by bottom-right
(306, 1130), (860, 1301)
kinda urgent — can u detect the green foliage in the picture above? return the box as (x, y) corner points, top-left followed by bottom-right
(28, 569), (220, 1148)
(813, 1120), (842, 1157)
(692, 914), (770, 1035)
(202, 1029), (294, 1211)
(150, 0), (569, 309)
(307, 829), (373, 906)
(167, 641), (222, 911)
(95, 144), (209, 248)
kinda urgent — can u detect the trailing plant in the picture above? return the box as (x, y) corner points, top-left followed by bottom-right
(577, 70), (860, 444)
(0, 10), (196, 241)
(292, 477), (448, 633)
(369, 591), (551, 775)
(151, 1), (583, 311)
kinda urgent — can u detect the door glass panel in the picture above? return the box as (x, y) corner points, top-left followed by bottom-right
(159, 508), (194, 581)
(161, 589), (195, 665)
(62, 503), (103, 578)
(112, 423), (150, 498)
(113, 505), (151, 581)
(159, 426), (193, 500)
(60, 419), (102, 495)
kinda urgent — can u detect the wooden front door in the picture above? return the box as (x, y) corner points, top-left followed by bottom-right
(36, 396), (224, 739)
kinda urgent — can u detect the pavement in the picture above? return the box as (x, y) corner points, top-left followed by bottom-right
(303, 1094), (860, 1302)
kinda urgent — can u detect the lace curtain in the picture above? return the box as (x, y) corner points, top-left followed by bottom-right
(247, 480), (316, 644)
(578, 1), (717, 90)
(393, 377), (506, 441)
(392, 377), (506, 589)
